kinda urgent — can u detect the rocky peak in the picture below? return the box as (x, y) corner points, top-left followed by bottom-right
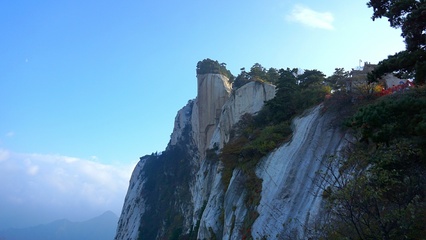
(115, 63), (348, 240)
(209, 81), (276, 150)
(191, 73), (232, 159)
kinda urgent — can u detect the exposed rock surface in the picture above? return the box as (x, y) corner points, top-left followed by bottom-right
(253, 106), (347, 239)
(192, 73), (232, 158)
(115, 157), (148, 240)
(209, 81), (276, 149)
(115, 72), (347, 240)
(170, 100), (194, 146)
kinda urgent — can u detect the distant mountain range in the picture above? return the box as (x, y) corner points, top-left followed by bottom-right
(0, 211), (118, 240)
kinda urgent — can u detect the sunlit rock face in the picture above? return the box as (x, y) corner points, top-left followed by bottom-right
(191, 73), (232, 159)
(115, 158), (148, 240)
(116, 73), (237, 240)
(169, 100), (194, 147)
(209, 81), (276, 150)
(115, 72), (347, 240)
(193, 81), (276, 240)
(253, 106), (347, 239)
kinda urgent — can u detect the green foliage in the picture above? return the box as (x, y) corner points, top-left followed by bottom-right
(233, 71), (251, 89)
(137, 121), (197, 240)
(233, 64), (281, 89)
(322, 90), (356, 127)
(196, 58), (234, 82)
(348, 86), (426, 147)
(367, 0), (426, 51)
(298, 69), (326, 88)
(326, 68), (349, 90)
(263, 68), (329, 124)
(220, 114), (292, 188)
(261, 69), (298, 124)
(367, 0), (426, 84)
(219, 113), (292, 239)
(222, 66), (329, 197)
(219, 67), (330, 238)
(247, 63), (281, 84)
(249, 63), (267, 81)
(266, 67), (280, 84)
(322, 142), (426, 239)
(294, 85), (331, 110)
(368, 49), (426, 84)
(206, 145), (219, 162)
(319, 87), (426, 239)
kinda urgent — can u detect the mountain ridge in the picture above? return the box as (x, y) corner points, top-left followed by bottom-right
(0, 211), (118, 240)
(114, 63), (348, 239)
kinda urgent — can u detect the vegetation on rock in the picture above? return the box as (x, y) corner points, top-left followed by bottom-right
(367, 0), (426, 84)
(218, 67), (330, 238)
(314, 4), (426, 236)
(317, 87), (426, 239)
(196, 58), (234, 82)
(137, 112), (198, 240)
(218, 57), (425, 239)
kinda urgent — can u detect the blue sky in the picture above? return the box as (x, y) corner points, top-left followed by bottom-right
(0, 0), (405, 229)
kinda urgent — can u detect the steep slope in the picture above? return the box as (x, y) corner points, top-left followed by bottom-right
(114, 158), (149, 240)
(115, 71), (347, 239)
(192, 80), (276, 239)
(210, 81), (276, 149)
(192, 73), (232, 158)
(115, 75), (275, 239)
(253, 106), (347, 239)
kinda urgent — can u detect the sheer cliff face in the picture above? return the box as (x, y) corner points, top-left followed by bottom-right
(115, 157), (149, 240)
(253, 106), (347, 239)
(209, 81), (276, 150)
(115, 74), (347, 240)
(192, 74), (232, 159)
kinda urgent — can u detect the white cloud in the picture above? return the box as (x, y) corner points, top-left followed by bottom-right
(6, 131), (15, 137)
(27, 164), (39, 176)
(0, 149), (9, 162)
(0, 149), (136, 229)
(287, 5), (334, 30)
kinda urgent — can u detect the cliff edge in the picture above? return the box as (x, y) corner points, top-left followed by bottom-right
(115, 67), (347, 239)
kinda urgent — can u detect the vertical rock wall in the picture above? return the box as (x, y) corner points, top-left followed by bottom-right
(190, 80), (276, 239)
(115, 158), (149, 240)
(209, 81), (276, 150)
(192, 74), (232, 159)
(115, 71), (348, 240)
(253, 106), (347, 239)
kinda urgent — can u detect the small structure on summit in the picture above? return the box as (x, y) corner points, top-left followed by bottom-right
(346, 62), (377, 92)
(346, 61), (409, 93)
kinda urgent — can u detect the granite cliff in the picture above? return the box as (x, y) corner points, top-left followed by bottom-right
(115, 67), (348, 239)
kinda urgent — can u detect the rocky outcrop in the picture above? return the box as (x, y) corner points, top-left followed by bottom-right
(170, 100), (194, 146)
(115, 71), (347, 240)
(253, 106), (347, 239)
(192, 74), (232, 159)
(209, 81), (276, 150)
(192, 80), (276, 239)
(115, 157), (149, 240)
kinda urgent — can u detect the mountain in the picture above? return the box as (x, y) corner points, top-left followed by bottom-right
(114, 60), (351, 240)
(116, 58), (426, 238)
(0, 211), (118, 240)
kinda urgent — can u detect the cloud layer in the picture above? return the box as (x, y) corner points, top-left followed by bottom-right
(0, 149), (135, 230)
(287, 5), (334, 30)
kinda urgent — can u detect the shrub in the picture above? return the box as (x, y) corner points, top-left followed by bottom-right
(196, 58), (234, 82)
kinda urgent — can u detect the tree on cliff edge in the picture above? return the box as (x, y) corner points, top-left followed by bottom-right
(367, 0), (426, 84)
(196, 58), (234, 81)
